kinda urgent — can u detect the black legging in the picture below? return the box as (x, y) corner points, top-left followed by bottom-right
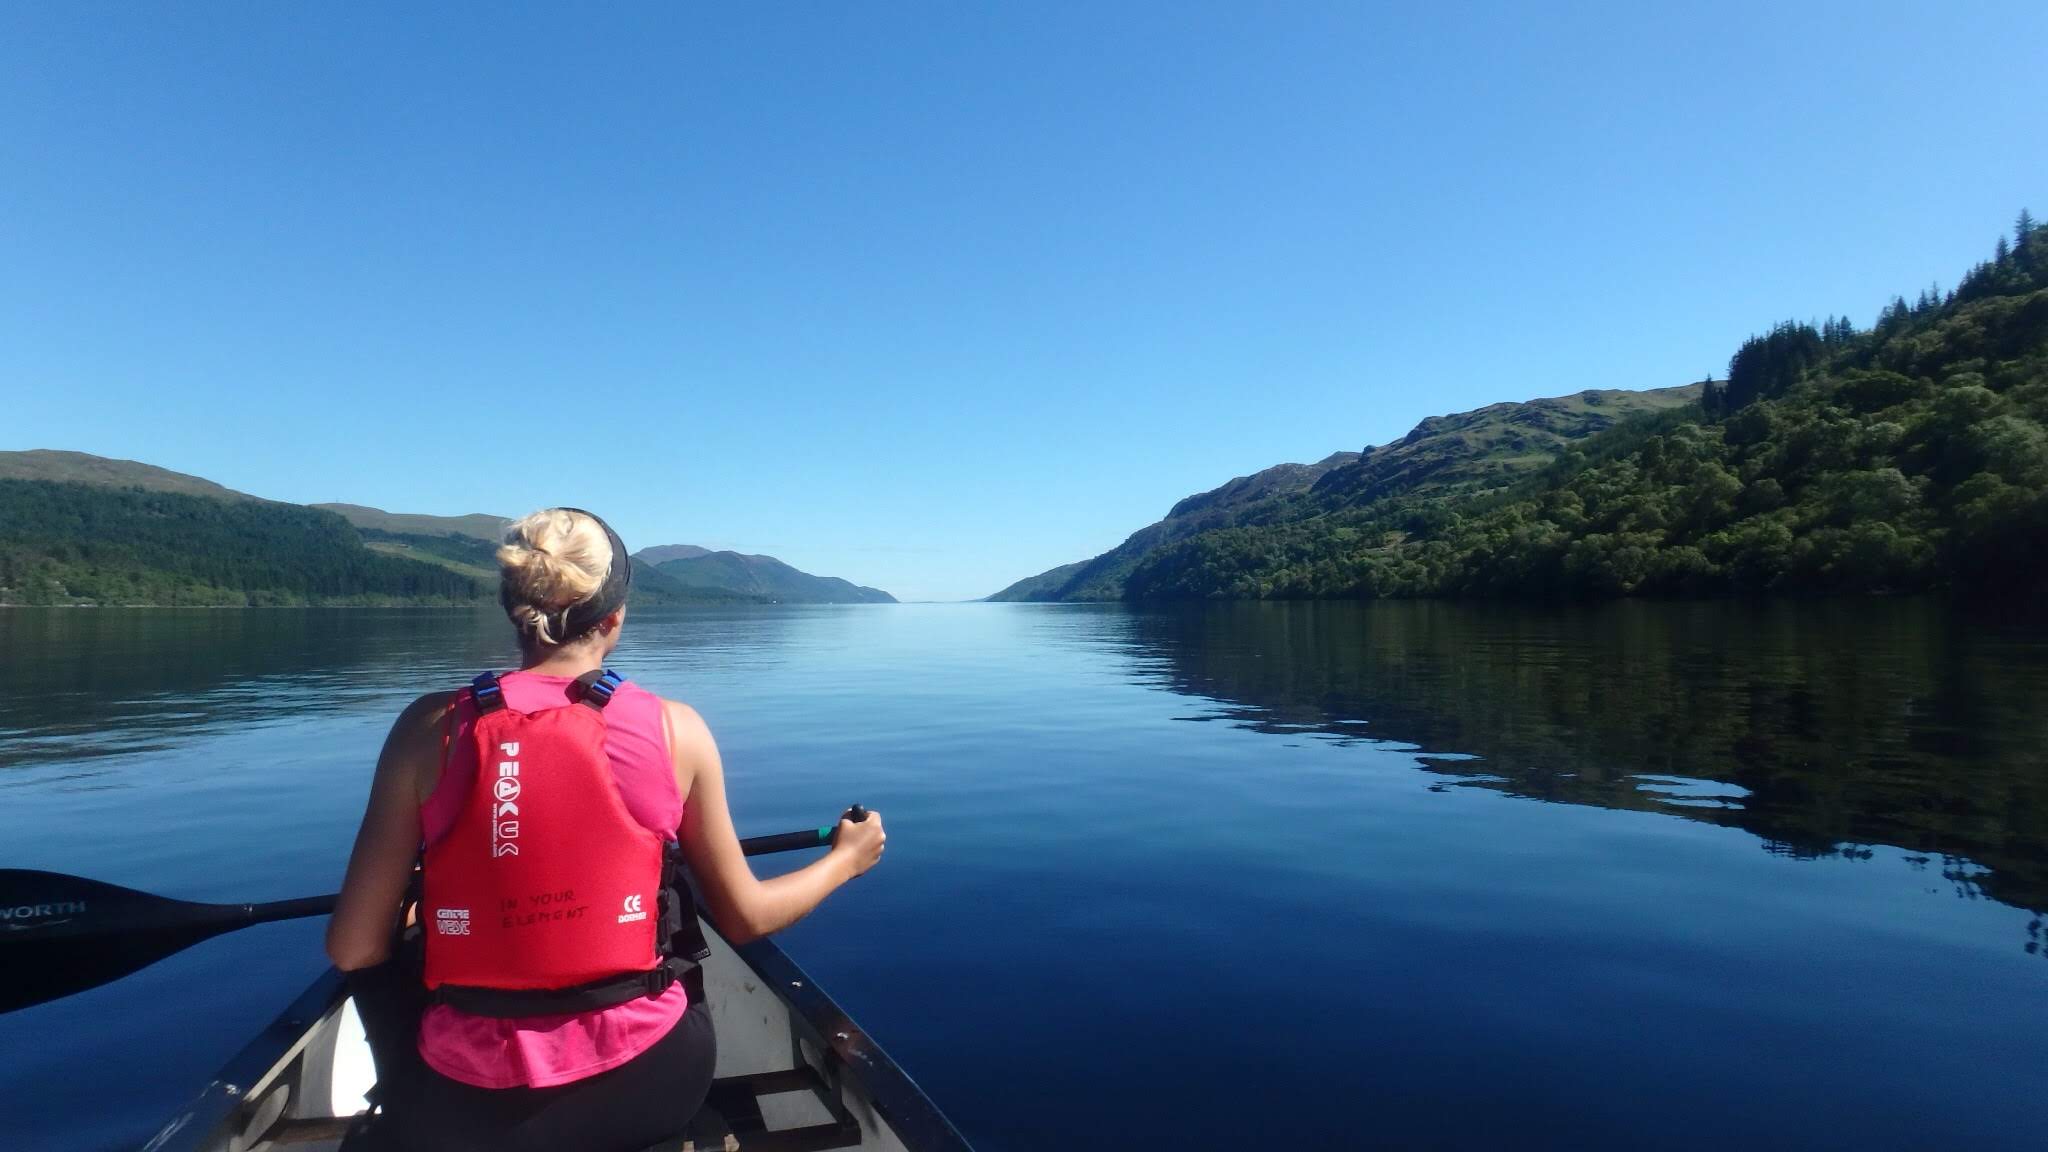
(346, 946), (716, 1152)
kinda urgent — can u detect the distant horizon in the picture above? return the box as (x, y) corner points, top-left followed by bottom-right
(5, 4), (2044, 599)
(12, 371), (1715, 601)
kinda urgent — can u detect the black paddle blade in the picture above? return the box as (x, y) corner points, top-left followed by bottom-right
(0, 869), (208, 943)
(0, 925), (225, 1015)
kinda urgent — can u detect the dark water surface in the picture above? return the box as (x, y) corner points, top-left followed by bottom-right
(2, 601), (2044, 1150)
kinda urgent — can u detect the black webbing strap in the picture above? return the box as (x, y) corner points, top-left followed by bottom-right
(664, 839), (712, 965)
(432, 958), (690, 1018)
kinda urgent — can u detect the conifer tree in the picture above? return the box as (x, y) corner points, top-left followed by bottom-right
(1724, 322), (1822, 411)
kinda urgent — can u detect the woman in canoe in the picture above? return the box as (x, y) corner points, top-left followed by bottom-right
(326, 507), (886, 1152)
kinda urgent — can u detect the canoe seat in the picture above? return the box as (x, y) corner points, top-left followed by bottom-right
(250, 1065), (863, 1152)
(255, 1062), (867, 1152)
(642, 1065), (862, 1152)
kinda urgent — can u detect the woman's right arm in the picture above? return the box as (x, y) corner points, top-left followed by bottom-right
(667, 700), (884, 944)
(326, 692), (449, 971)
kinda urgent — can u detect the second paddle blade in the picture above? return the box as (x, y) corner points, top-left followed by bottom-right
(0, 869), (212, 943)
(0, 926), (223, 1015)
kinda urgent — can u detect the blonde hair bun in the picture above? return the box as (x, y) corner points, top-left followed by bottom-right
(498, 508), (614, 647)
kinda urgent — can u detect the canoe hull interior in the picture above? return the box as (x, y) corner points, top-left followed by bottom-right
(142, 919), (970, 1152)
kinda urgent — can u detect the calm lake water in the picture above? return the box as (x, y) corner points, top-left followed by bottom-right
(2, 601), (2045, 1150)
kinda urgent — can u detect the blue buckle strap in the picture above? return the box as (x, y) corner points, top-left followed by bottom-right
(575, 668), (624, 711)
(471, 672), (506, 713)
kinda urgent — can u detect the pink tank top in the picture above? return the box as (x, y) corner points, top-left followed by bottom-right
(416, 670), (691, 1089)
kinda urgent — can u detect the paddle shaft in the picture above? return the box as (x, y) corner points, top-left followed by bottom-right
(738, 804), (869, 858)
(209, 809), (858, 926)
(29, 814), (860, 939)
(234, 894), (340, 924)
(0, 807), (870, 1015)
(221, 810), (865, 917)
(4, 809), (867, 946)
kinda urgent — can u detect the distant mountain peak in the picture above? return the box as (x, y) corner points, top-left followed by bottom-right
(634, 543), (714, 565)
(633, 544), (896, 604)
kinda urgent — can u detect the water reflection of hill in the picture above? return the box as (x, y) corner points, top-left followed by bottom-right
(0, 607), (798, 773)
(1120, 599), (2048, 912)
(0, 609), (515, 770)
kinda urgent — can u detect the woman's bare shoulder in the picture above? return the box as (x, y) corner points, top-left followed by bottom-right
(401, 689), (459, 723)
(387, 690), (458, 751)
(657, 696), (712, 737)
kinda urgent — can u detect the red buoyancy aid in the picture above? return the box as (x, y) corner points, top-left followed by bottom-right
(422, 669), (690, 1015)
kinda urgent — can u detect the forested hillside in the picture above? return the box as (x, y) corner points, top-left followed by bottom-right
(0, 480), (486, 605)
(992, 386), (1701, 601)
(0, 463), (894, 607)
(1122, 213), (2047, 600)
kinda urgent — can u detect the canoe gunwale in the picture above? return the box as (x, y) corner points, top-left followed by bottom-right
(731, 935), (973, 1152)
(144, 931), (972, 1152)
(142, 968), (348, 1152)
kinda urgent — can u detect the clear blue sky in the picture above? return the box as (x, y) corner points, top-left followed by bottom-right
(3, 4), (2043, 601)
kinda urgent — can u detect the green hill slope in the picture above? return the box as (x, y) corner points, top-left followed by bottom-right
(0, 449), (259, 502)
(1121, 213), (2048, 600)
(313, 503), (506, 582)
(642, 548), (896, 603)
(314, 503), (508, 542)
(1307, 385), (1703, 508)
(635, 544), (712, 564)
(987, 559), (1090, 602)
(0, 480), (486, 606)
(991, 386), (1699, 601)
(0, 463), (780, 607)
(627, 558), (754, 602)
